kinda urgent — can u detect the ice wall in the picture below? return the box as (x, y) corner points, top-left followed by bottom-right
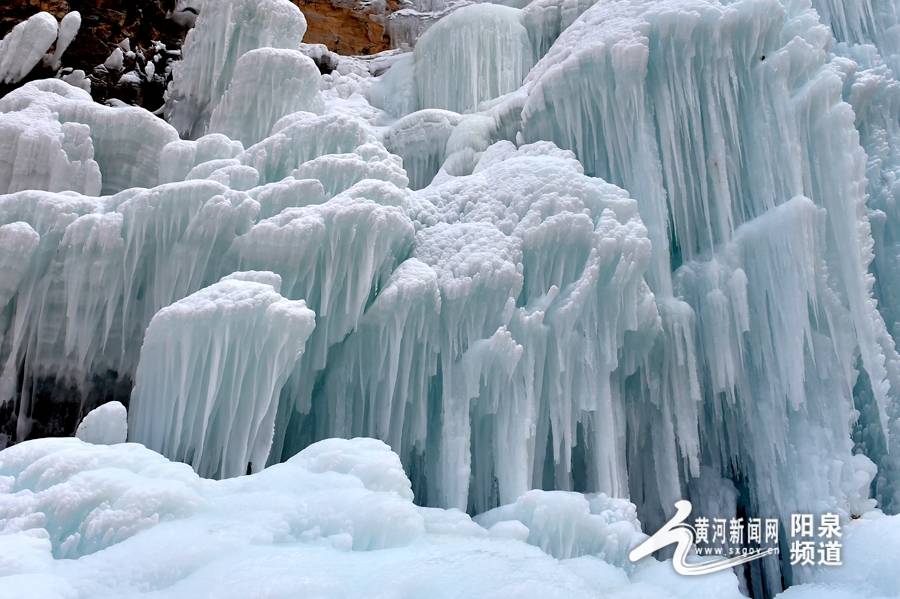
(513, 0), (898, 540)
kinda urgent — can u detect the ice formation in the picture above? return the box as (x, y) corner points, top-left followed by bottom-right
(129, 273), (316, 478)
(413, 4), (534, 113)
(0, 434), (751, 599)
(164, 0), (309, 138)
(1, 0), (899, 595)
(0, 11), (82, 85)
(74, 401), (126, 445)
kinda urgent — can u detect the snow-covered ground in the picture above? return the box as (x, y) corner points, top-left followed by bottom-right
(0, 0), (899, 596)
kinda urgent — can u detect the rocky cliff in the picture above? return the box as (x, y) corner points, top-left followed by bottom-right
(1, 0), (401, 108)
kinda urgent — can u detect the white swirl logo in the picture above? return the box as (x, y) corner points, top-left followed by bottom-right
(629, 501), (776, 576)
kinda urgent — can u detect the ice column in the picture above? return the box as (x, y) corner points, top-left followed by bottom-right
(129, 273), (316, 478)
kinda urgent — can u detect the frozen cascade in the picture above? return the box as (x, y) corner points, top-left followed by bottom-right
(238, 112), (376, 184)
(811, 0), (900, 74)
(129, 273), (316, 479)
(0, 81), (100, 196)
(0, 180), (257, 441)
(164, 0), (309, 138)
(384, 109), (463, 190)
(513, 0), (899, 544)
(307, 143), (655, 511)
(0, 222), (39, 313)
(414, 4), (534, 113)
(227, 181), (416, 462)
(0, 79), (177, 195)
(292, 143), (410, 197)
(828, 31), (900, 512)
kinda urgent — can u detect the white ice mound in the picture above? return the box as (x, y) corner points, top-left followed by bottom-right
(287, 437), (414, 501)
(384, 109), (463, 190)
(414, 4), (534, 113)
(238, 111), (377, 184)
(74, 401), (127, 445)
(476, 490), (646, 566)
(46, 11), (81, 71)
(774, 511), (900, 599)
(207, 48), (324, 146)
(129, 273), (316, 479)
(165, 0), (308, 138)
(292, 142), (409, 197)
(0, 436), (747, 599)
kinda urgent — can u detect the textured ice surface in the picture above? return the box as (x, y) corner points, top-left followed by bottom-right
(476, 490), (644, 565)
(207, 48), (324, 146)
(0, 10), (80, 83)
(0, 79), (177, 195)
(0, 435), (747, 599)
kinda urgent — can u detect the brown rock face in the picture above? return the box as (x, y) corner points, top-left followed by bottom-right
(295, 0), (398, 55)
(1, 0), (400, 63)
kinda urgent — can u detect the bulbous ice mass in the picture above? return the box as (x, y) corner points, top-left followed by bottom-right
(207, 48), (324, 146)
(75, 401), (127, 445)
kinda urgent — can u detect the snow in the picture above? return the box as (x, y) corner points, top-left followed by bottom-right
(45, 12), (81, 72)
(0, 434), (748, 599)
(103, 47), (124, 72)
(777, 510), (900, 599)
(476, 490), (645, 565)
